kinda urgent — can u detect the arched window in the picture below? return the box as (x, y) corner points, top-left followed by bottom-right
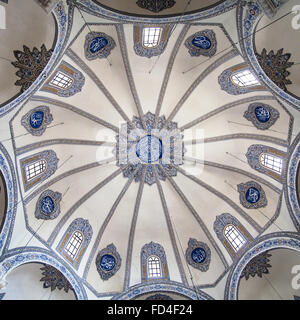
(218, 63), (265, 95)
(214, 213), (253, 259)
(64, 231), (84, 259)
(259, 153), (283, 174)
(49, 71), (74, 89)
(147, 255), (162, 279)
(41, 60), (85, 97)
(231, 69), (260, 87)
(25, 159), (47, 181)
(224, 224), (247, 252)
(141, 242), (169, 281)
(246, 144), (286, 182)
(142, 27), (162, 48)
(57, 218), (93, 269)
(20, 150), (58, 191)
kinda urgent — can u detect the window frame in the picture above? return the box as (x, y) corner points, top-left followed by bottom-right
(147, 255), (162, 279)
(64, 230), (84, 260)
(142, 27), (162, 49)
(259, 153), (283, 174)
(25, 159), (47, 181)
(49, 71), (74, 90)
(223, 224), (247, 252)
(231, 69), (260, 88)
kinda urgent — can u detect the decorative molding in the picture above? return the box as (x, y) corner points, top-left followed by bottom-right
(136, 0), (176, 13)
(40, 263), (74, 292)
(21, 105), (53, 136)
(257, 0), (289, 19)
(246, 144), (286, 183)
(141, 241), (169, 281)
(237, 181), (268, 209)
(240, 250), (272, 280)
(96, 244), (121, 280)
(41, 60), (85, 97)
(0, 1), (70, 117)
(225, 232), (300, 300)
(185, 238), (211, 272)
(114, 280), (214, 300)
(218, 63), (266, 95)
(133, 24), (173, 58)
(19, 149), (59, 192)
(11, 45), (53, 93)
(84, 32), (116, 60)
(35, 190), (62, 220)
(256, 48), (294, 92)
(244, 102), (279, 130)
(146, 293), (173, 300)
(0, 247), (87, 299)
(56, 218), (93, 270)
(184, 29), (217, 57)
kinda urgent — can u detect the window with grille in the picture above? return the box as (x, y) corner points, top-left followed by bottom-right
(64, 231), (83, 259)
(147, 255), (162, 278)
(259, 153), (283, 174)
(50, 71), (73, 89)
(224, 224), (247, 252)
(25, 159), (47, 181)
(142, 27), (162, 48)
(231, 69), (260, 87)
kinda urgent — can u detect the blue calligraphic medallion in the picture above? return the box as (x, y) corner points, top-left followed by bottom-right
(41, 196), (55, 214)
(89, 37), (108, 54)
(100, 254), (116, 271)
(192, 36), (211, 50)
(30, 111), (44, 129)
(191, 247), (206, 264)
(136, 135), (163, 163)
(245, 187), (260, 203)
(254, 106), (270, 123)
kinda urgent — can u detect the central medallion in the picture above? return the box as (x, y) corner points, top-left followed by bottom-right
(136, 135), (163, 163)
(115, 112), (184, 186)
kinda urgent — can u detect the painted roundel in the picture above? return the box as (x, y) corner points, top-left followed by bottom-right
(29, 110), (44, 129)
(96, 244), (121, 280)
(100, 254), (116, 271)
(89, 36), (109, 54)
(191, 247), (206, 264)
(186, 238), (211, 272)
(191, 35), (211, 50)
(237, 181), (267, 209)
(136, 135), (163, 163)
(185, 29), (217, 57)
(41, 196), (55, 214)
(254, 106), (270, 123)
(245, 187), (260, 203)
(84, 32), (116, 60)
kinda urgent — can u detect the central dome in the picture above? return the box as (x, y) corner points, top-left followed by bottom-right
(136, 135), (163, 163)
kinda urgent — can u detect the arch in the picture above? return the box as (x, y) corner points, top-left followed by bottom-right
(19, 150), (59, 192)
(0, 247), (87, 300)
(246, 144), (287, 183)
(141, 241), (169, 281)
(112, 280), (214, 300)
(218, 63), (266, 95)
(214, 213), (253, 259)
(224, 232), (300, 300)
(56, 218), (93, 270)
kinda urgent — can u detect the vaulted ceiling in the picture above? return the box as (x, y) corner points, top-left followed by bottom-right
(0, 0), (300, 300)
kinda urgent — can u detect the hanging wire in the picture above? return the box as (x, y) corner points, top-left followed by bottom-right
(182, 9), (293, 74)
(148, 0), (193, 74)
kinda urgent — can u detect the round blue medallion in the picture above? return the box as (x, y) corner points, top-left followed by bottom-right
(30, 111), (44, 129)
(245, 187), (260, 203)
(41, 196), (55, 214)
(192, 36), (211, 50)
(191, 247), (206, 264)
(89, 37), (108, 54)
(136, 135), (163, 163)
(254, 106), (270, 123)
(100, 254), (116, 271)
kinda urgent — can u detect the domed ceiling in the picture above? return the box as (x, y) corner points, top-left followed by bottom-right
(0, 0), (300, 300)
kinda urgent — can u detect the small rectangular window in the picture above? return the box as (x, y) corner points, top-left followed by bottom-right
(143, 27), (162, 48)
(25, 159), (46, 181)
(50, 71), (73, 89)
(231, 70), (260, 87)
